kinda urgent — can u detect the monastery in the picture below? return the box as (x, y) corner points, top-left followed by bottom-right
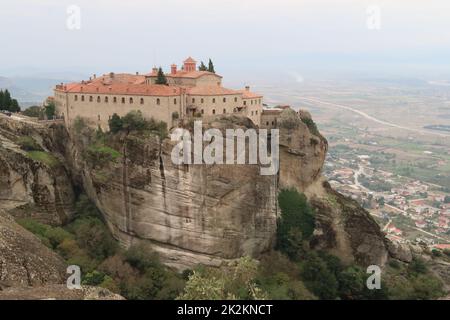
(54, 57), (281, 130)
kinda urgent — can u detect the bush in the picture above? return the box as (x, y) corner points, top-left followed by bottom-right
(408, 258), (428, 275)
(108, 113), (123, 133)
(300, 252), (338, 299)
(26, 151), (59, 168)
(22, 106), (44, 119)
(17, 136), (42, 151)
(276, 188), (315, 260)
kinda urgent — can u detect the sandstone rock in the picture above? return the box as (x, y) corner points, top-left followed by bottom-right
(386, 240), (413, 263)
(0, 117), (75, 225)
(0, 210), (66, 288)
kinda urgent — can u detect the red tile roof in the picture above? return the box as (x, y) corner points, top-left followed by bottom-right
(148, 70), (222, 79)
(184, 57), (196, 63)
(237, 89), (263, 99)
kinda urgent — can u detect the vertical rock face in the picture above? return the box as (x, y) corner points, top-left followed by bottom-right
(0, 117), (75, 225)
(69, 117), (278, 270)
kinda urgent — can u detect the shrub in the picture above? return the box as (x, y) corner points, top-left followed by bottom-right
(276, 188), (315, 260)
(26, 151), (59, 168)
(108, 113), (123, 133)
(17, 136), (42, 151)
(22, 106), (44, 119)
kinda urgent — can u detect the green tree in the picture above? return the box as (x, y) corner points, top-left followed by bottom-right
(300, 252), (338, 299)
(10, 99), (20, 112)
(198, 61), (208, 71)
(44, 101), (56, 119)
(155, 67), (168, 85)
(276, 188), (315, 260)
(208, 59), (215, 73)
(108, 113), (123, 133)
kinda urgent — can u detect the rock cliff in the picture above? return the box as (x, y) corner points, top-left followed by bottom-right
(0, 110), (391, 271)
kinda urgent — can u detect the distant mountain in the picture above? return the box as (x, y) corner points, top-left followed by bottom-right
(0, 74), (84, 106)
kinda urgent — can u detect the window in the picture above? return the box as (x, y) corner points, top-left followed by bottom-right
(174, 98), (177, 105)
(201, 109), (204, 114)
(223, 108), (226, 114)
(212, 109), (216, 115)
(129, 97), (133, 104)
(243, 101), (247, 106)
(256, 111), (258, 115)
(251, 100), (253, 105)
(234, 97), (237, 102)
(81, 95), (85, 102)
(113, 97), (117, 103)
(140, 98), (144, 105)
(98, 115), (101, 121)
(157, 98), (160, 105)
(233, 108), (237, 112)
(89, 96), (93, 102)
(121, 97), (125, 104)
(266, 121), (269, 126)
(212, 98), (216, 104)
(105, 97), (109, 103)
(259, 99), (261, 104)
(192, 98), (195, 103)
(272, 121), (274, 125)
(74, 95), (78, 101)
(251, 111), (254, 116)
(201, 98), (204, 103)
(97, 96), (101, 103)
(223, 98), (226, 103)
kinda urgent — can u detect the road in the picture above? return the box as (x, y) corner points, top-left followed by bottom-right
(296, 96), (450, 138)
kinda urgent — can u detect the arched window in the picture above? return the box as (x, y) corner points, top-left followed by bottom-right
(234, 97), (237, 102)
(129, 97), (133, 104)
(201, 98), (204, 103)
(156, 98), (160, 105)
(105, 97), (109, 103)
(243, 101), (247, 106)
(98, 115), (101, 121)
(121, 97), (125, 104)
(223, 108), (226, 114)
(271, 121), (274, 125)
(251, 100), (253, 105)
(255, 110), (258, 115)
(140, 98), (144, 105)
(174, 98), (177, 105)
(89, 96), (93, 102)
(113, 97), (117, 103)
(81, 95), (85, 102)
(97, 96), (101, 103)
(223, 97), (226, 103)
(201, 109), (204, 114)
(192, 98), (195, 103)
(74, 95), (78, 101)
(212, 98), (216, 104)
(212, 109), (216, 115)
(266, 121), (269, 126)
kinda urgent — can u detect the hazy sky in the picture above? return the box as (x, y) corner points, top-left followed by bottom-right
(1, 0), (450, 80)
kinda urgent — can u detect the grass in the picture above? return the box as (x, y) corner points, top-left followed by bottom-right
(90, 145), (121, 160)
(27, 151), (59, 168)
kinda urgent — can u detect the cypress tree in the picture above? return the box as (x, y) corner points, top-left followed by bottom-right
(0, 90), (4, 110)
(155, 67), (168, 85)
(198, 61), (207, 71)
(4, 89), (12, 110)
(10, 99), (20, 112)
(208, 59), (215, 73)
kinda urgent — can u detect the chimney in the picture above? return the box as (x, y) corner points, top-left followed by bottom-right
(245, 86), (250, 91)
(171, 64), (177, 75)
